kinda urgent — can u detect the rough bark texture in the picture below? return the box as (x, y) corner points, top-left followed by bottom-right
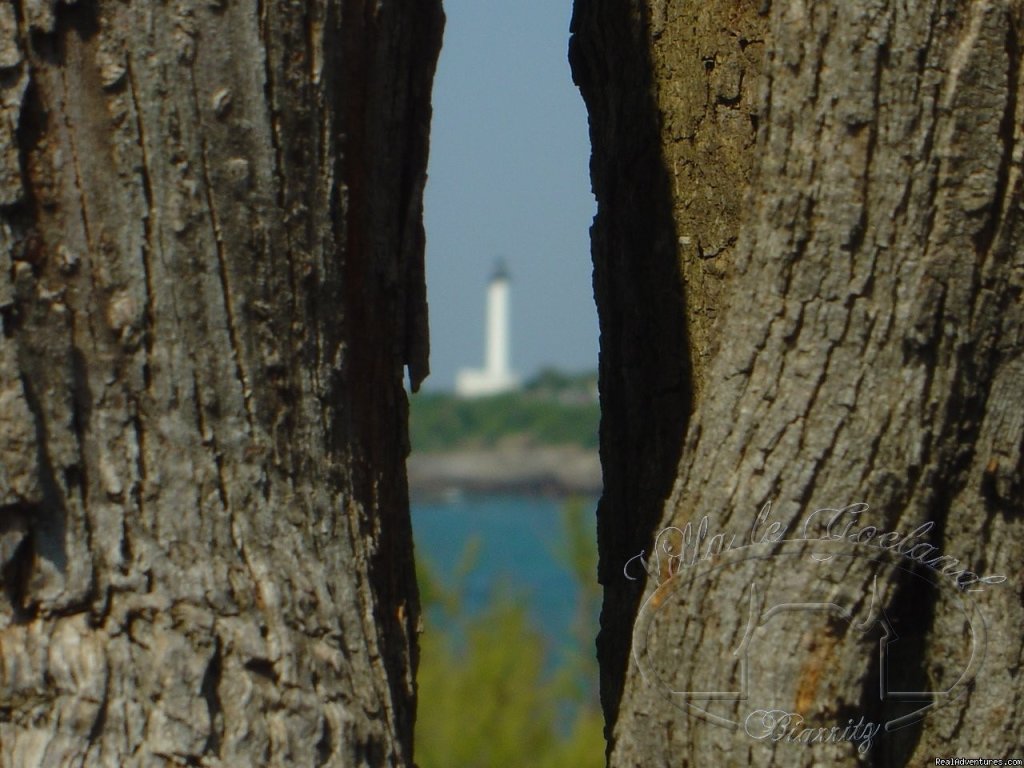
(0, 1), (442, 766)
(573, 0), (1024, 765)
(569, 0), (767, 741)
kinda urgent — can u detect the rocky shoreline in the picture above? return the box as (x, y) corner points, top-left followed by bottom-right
(407, 444), (602, 500)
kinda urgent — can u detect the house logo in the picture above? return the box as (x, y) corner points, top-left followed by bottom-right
(629, 506), (997, 753)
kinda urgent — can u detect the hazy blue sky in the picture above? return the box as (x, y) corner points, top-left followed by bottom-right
(421, 0), (598, 392)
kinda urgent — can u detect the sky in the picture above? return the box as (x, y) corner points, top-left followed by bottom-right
(421, 0), (598, 392)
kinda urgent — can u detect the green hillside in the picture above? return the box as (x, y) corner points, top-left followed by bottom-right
(409, 370), (599, 452)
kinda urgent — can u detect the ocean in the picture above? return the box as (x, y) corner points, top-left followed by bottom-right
(411, 494), (599, 665)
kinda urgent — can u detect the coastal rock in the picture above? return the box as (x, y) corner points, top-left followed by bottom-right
(408, 445), (601, 499)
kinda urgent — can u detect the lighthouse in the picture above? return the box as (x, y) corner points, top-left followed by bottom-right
(455, 260), (520, 398)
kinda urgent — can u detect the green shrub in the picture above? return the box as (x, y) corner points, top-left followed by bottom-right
(409, 385), (600, 452)
(414, 500), (604, 768)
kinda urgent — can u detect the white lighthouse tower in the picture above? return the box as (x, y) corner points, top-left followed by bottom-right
(455, 260), (520, 398)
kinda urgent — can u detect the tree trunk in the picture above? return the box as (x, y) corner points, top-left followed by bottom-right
(572, 0), (1024, 765)
(0, 1), (442, 765)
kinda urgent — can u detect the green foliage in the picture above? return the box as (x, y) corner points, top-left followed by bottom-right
(415, 500), (604, 768)
(524, 368), (598, 399)
(549, 497), (601, 705)
(409, 381), (600, 453)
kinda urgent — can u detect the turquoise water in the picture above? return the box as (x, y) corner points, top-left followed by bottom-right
(411, 494), (598, 660)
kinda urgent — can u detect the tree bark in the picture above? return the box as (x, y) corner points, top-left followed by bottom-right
(572, 0), (1024, 765)
(569, 0), (767, 742)
(0, 1), (442, 765)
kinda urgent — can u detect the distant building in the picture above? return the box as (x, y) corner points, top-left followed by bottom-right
(455, 260), (521, 398)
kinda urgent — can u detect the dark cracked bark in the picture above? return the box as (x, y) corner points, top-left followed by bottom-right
(573, 0), (1024, 765)
(569, 0), (767, 747)
(0, 0), (442, 765)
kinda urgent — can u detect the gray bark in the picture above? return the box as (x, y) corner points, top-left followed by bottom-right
(0, 1), (442, 765)
(572, 0), (1024, 765)
(569, 0), (768, 741)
